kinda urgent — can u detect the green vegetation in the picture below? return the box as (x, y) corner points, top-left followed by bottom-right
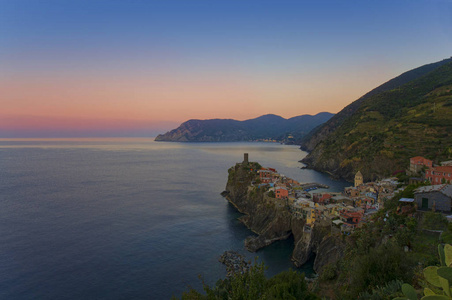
(180, 182), (452, 299)
(423, 212), (448, 231)
(185, 156), (452, 300)
(394, 244), (452, 300)
(358, 280), (404, 299)
(313, 186), (452, 299)
(175, 261), (319, 300)
(155, 113), (333, 142)
(303, 59), (452, 181)
(441, 224), (452, 244)
(244, 162), (262, 171)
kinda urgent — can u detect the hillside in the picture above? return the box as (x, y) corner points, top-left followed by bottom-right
(299, 57), (452, 151)
(155, 112), (333, 142)
(301, 58), (452, 181)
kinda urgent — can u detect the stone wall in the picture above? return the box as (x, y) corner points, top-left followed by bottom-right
(415, 191), (451, 212)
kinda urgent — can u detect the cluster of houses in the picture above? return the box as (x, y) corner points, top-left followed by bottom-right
(256, 165), (398, 234)
(247, 153), (452, 234)
(252, 156), (452, 234)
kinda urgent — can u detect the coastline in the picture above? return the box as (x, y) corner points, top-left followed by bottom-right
(222, 158), (345, 273)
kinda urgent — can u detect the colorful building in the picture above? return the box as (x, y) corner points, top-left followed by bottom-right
(344, 187), (360, 197)
(409, 156), (433, 174)
(414, 184), (452, 212)
(303, 207), (316, 225)
(259, 168), (275, 183)
(275, 187), (289, 199)
(340, 209), (363, 228)
(426, 166), (452, 184)
(312, 193), (332, 204)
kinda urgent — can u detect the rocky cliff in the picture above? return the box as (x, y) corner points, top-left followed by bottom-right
(223, 161), (345, 273)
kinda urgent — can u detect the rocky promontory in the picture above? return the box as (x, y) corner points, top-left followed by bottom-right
(222, 160), (345, 273)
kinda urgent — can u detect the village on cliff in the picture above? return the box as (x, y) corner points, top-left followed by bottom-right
(243, 154), (452, 235)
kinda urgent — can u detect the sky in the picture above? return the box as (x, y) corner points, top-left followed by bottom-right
(1, 0), (451, 137)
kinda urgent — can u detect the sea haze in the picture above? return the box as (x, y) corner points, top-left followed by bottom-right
(0, 138), (349, 299)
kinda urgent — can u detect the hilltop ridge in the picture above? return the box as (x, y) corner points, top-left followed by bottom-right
(300, 57), (452, 181)
(155, 112), (333, 143)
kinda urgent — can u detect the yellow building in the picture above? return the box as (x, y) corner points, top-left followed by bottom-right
(303, 207), (316, 225)
(354, 171), (363, 187)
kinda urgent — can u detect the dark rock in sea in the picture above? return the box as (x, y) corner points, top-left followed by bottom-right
(218, 251), (250, 278)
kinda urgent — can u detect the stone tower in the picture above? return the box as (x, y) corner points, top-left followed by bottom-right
(354, 171), (363, 187)
(243, 153), (249, 165)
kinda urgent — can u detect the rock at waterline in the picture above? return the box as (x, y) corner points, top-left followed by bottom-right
(219, 251), (250, 278)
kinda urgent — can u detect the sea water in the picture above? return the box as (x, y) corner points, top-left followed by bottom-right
(0, 138), (349, 299)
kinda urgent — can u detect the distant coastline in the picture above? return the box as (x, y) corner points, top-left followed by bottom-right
(155, 112), (333, 143)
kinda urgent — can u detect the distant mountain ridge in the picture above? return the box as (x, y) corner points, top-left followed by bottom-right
(155, 112), (333, 142)
(300, 57), (452, 181)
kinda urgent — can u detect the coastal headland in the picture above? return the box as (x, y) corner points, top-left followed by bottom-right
(222, 155), (346, 272)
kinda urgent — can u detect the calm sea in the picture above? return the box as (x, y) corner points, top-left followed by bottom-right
(0, 138), (349, 299)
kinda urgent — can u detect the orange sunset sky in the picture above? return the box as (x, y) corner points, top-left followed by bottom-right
(1, 1), (451, 137)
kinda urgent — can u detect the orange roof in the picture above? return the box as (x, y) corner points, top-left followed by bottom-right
(410, 156), (425, 160)
(410, 156), (432, 163)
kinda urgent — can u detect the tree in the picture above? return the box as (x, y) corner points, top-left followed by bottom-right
(177, 261), (319, 300)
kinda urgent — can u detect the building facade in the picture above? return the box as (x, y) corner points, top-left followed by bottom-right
(414, 184), (452, 212)
(275, 187), (289, 199)
(409, 156), (433, 174)
(426, 166), (452, 184)
(354, 171), (363, 187)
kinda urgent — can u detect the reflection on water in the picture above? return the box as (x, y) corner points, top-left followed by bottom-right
(0, 138), (348, 299)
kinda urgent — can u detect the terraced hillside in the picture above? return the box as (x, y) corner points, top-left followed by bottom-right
(301, 59), (452, 181)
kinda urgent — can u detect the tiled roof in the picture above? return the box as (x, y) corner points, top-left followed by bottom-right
(410, 156), (425, 160)
(415, 184), (452, 198)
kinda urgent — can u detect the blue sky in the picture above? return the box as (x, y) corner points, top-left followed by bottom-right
(1, 0), (451, 137)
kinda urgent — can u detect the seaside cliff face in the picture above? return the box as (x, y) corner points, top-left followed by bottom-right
(224, 162), (345, 273)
